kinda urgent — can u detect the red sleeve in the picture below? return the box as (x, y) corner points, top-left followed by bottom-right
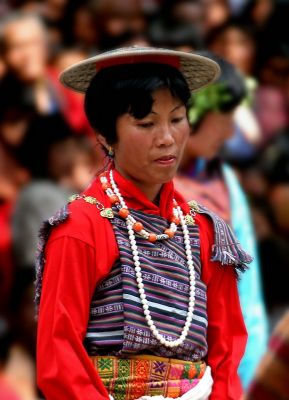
(198, 215), (247, 400)
(37, 235), (111, 400)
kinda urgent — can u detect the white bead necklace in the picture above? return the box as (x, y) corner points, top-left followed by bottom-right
(107, 170), (196, 348)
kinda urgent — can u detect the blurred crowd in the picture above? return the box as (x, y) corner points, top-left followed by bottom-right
(0, 0), (289, 399)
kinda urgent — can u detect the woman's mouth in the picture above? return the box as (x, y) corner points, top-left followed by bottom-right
(154, 155), (177, 165)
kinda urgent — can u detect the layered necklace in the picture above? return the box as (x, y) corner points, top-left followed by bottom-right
(100, 170), (196, 348)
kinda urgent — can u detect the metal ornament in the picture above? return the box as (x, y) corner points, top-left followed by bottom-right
(108, 147), (114, 157)
(100, 208), (114, 219)
(68, 194), (80, 203)
(185, 214), (195, 225)
(188, 200), (200, 213)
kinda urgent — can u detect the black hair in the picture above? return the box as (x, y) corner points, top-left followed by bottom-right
(84, 62), (191, 146)
(196, 50), (247, 111)
(0, 73), (36, 123)
(260, 128), (289, 184)
(0, 318), (13, 366)
(206, 19), (257, 50)
(17, 114), (74, 179)
(148, 20), (203, 51)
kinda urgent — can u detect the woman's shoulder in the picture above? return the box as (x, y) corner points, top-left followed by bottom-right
(46, 177), (111, 247)
(189, 200), (253, 273)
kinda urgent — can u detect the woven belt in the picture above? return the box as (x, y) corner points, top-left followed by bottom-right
(90, 355), (206, 400)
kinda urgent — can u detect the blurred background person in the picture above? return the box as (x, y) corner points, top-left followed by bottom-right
(148, 0), (210, 57)
(0, 13), (54, 115)
(206, 20), (256, 79)
(244, 310), (289, 400)
(254, 129), (289, 328)
(253, 85), (288, 148)
(175, 53), (268, 390)
(12, 114), (98, 274)
(0, 89), (32, 315)
(0, 318), (22, 400)
(0, 275), (37, 400)
(149, 20), (204, 52)
(88, 0), (149, 50)
(202, 0), (231, 34)
(7, 114), (98, 399)
(0, 11), (91, 135)
(206, 20), (261, 165)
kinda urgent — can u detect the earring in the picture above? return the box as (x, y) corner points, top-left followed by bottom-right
(108, 146), (114, 157)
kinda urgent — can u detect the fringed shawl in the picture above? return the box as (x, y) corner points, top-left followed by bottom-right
(196, 204), (253, 274)
(35, 204), (69, 314)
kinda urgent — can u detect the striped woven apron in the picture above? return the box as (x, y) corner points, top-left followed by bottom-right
(84, 209), (209, 399)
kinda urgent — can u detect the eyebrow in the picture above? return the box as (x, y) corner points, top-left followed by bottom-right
(150, 104), (184, 115)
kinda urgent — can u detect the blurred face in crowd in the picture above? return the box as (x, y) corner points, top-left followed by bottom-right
(182, 111), (234, 163)
(45, 0), (68, 20)
(2, 17), (47, 82)
(251, 0), (274, 27)
(0, 115), (28, 147)
(48, 137), (98, 193)
(241, 167), (268, 199)
(73, 6), (98, 49)
(209, 26), (256, 75)
(171, 1), (205, 33)
(259, 56), (289, 89)
(254, 86), (288, 141)
(202, 0), (230, 33)
(94, 0), (146, 47)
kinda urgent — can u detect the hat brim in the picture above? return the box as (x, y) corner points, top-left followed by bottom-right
(59, 47), (221, 94)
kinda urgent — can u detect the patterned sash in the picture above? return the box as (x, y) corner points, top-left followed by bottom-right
(90, 355), (206, 400)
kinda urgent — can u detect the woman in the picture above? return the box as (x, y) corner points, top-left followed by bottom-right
(35, 47), (250, 400)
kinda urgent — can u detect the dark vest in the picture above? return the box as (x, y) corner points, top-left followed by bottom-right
(85, 209), (208, 361)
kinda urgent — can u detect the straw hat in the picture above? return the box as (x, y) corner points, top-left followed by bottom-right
(60, 46), (220, 94)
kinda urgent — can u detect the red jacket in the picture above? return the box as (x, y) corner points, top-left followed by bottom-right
(37, 170), (247, 399)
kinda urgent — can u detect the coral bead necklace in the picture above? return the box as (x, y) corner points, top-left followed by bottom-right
(100, 172), (180, 242)
(100, 170), (196, 348)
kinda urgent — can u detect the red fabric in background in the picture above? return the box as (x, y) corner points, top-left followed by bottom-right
(0, 201), (14, 311)
(47, 67), (93, 137)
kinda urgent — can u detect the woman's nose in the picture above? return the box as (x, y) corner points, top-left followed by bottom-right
(155, 125), (175, 146)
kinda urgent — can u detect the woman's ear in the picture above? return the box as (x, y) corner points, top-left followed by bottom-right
(97, 134), (114, 157)
(97, 134), (109, 150)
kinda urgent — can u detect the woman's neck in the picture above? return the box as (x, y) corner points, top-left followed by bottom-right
(113, 165), (162, 204)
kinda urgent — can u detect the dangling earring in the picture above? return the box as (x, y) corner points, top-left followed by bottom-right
(108, 146), (114, 157)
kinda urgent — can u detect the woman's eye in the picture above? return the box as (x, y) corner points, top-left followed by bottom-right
(172, 116), (184, 123)
(137, 122), (154, 128)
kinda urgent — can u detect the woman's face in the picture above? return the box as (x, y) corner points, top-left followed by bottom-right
(113, 88), (190, 199)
